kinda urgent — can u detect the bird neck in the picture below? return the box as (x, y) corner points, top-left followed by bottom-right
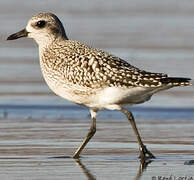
(37, 35), (66, 53)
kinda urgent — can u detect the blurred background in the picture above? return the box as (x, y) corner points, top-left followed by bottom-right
(0, 0), (194, 120)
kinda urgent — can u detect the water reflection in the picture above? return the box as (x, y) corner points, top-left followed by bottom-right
(74, 158), (152, 180)
(75, 159), (96, 180)
(135, 159), (152, 180)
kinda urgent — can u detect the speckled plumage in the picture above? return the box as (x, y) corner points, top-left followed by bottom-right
(41, 39), (169, 89)
(39, 36), (191, 106)
(42, 38), (191, 88)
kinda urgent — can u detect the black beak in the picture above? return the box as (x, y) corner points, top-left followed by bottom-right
(7, 29), (28, 40)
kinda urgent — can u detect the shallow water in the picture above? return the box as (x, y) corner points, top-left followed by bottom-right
(0, 0), (194, 179)
(0, 118), (194, 180)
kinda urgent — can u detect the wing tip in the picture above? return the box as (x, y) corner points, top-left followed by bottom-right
(161, 77), (192, 86)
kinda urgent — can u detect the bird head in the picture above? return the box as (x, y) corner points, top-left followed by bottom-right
(7, 13), (68, 47)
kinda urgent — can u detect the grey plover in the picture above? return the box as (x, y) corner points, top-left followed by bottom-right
(7, 13), (191, 160)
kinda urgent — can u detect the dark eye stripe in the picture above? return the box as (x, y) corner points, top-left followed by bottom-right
(36, 20), (46, 28)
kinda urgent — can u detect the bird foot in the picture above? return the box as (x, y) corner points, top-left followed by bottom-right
(139, 145), (155, 160)
(73, 154), (80, 159)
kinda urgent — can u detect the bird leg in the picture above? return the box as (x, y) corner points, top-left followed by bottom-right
(73, 109), (97, 159)
(120, 107), (155, 160)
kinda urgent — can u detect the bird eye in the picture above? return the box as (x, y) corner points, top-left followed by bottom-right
(36, 20), (46, 28)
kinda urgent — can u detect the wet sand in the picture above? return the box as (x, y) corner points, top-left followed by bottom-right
(0, 118), (194, 180)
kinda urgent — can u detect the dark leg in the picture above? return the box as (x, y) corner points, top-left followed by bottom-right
(120, 107), (155, 160)
(73, 109), (97, 159)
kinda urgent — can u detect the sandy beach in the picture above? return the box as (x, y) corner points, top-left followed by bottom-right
(0, 117), (194, 180)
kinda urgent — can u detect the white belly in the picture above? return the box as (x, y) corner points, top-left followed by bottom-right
(44, 75), (154, 110)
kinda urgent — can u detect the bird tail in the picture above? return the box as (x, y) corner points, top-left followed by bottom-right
(160, 77), (192, 87)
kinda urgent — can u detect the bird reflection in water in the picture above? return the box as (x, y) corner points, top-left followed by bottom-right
(74, 159), (96, 180)
(74, 158), (152, 180)
(135, 159), (152, 180)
